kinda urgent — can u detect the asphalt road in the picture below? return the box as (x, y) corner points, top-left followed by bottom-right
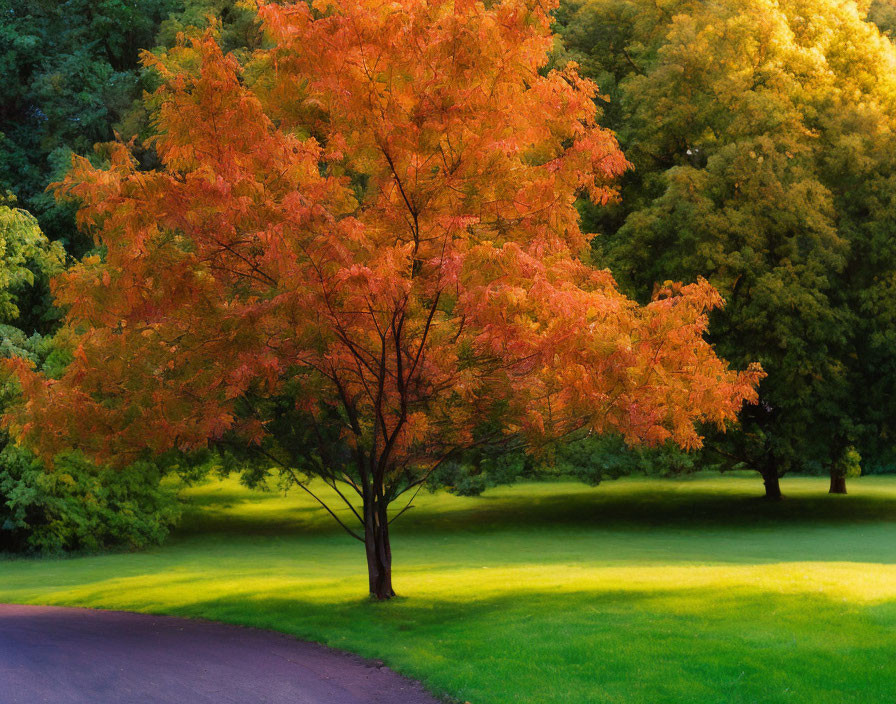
(0, 604), (442, 704)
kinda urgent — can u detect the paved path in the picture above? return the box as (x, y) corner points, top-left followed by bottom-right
(0, 604), (442, 704)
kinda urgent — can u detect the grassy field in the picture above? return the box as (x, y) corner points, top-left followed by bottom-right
(2, 473), (896, 704)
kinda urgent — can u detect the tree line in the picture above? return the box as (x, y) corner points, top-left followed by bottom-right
(0, 0), (894, 596)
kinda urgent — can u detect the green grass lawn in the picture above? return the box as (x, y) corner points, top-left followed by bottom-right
(3, 473), (896, 704)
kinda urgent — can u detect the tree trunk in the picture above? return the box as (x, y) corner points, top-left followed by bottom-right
(364, 495), (395, 600)
(761, 470), (782, 500)
(829, 473), (847, 494)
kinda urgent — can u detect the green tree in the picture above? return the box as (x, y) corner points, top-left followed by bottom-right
(0, 0), (178, 252)
(558, 0), (896, 497)
(0, 203), (64, 326)
(154, 0), (261, 55)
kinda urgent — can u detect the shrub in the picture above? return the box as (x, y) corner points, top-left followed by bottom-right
(0, 447), (180, 553)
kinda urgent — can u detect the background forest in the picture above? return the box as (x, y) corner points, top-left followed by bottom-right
(2, 0), (896, 551)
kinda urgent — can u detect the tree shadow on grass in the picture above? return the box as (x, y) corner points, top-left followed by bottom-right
(176, 478), (896, 541)
(402, 489), (896, 532)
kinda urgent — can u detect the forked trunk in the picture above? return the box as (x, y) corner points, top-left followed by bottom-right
(762, 470), (782, 500)
(829, 473), (847, 494)
(364, 494), (395, 600)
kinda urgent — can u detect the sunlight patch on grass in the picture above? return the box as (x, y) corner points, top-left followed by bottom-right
(3, 474), (896, 704)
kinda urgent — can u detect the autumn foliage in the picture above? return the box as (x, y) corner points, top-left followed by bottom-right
(5, 0), (761, 597)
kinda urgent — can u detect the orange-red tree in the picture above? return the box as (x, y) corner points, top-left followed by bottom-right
(5, 0), (761, 599)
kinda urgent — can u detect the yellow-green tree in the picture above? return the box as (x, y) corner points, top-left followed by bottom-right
(559, 0), (896, 496)
(0, 204), (64, 323)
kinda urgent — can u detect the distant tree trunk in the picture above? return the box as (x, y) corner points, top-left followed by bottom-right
(829, 473), (847, 494)
(761, 469), (782, 500)
(364, 492), (395, 600)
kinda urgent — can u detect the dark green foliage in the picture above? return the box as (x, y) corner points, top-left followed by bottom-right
(427, 436), (698, 496)
(0, 0), (179, 253)
(0, 448), (179, 553)
(155, 0), (262, 56)
(428, 451), (532, 497)
(556, 435), (697, 487)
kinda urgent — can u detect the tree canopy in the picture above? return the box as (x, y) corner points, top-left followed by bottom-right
(5, 0), (759, 596)
(558, 0), (896, 495)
